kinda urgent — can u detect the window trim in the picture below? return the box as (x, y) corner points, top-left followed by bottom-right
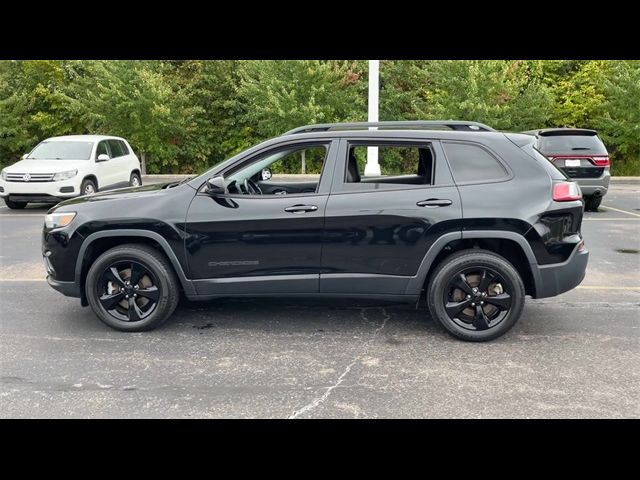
(333, 140), (437, 194)
(441, 139), (513, 186)
(199, 140), (335, 198)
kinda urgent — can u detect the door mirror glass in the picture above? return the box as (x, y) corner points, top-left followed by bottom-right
(96, 153), (110, 162)
(206, 176), (226, 195)
(261, 168), (272, 181)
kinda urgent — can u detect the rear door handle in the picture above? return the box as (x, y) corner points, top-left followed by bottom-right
(284, 204), (318, 213)
(416, 198), (453, 207)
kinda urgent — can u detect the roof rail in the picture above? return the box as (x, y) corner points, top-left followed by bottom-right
(283, 120), (496, 135)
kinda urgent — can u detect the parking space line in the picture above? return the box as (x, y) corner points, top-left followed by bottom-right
(583, 217), (640, 221)
(0, 278), (45, 282)
(0, 214), (44, 218)
(601, 205), (640, 218)
(577, 286), (640, 291)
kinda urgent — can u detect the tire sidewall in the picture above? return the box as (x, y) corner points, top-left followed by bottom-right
(81, 179), (97, 196)
(129, 173), (141, 187)
(427, 251), (525, 342)
(86, 247), (175, 332)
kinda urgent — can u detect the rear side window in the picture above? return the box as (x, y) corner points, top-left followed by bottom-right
(443, 142), (508, 183)
(538, 134), (607, 155)
(107, 140), (126, 158)
(119, 140), (130, 155)
(344, 143), (434, 188)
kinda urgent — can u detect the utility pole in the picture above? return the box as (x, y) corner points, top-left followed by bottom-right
(364, 60), (381, 177)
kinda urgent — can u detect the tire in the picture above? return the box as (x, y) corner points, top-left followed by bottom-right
(85, 244), (180, 332)
(80, 178), (97, 196)
(129, 172), (142, 187)
(584, 195), (602, 212)
(426, 249), (525, 342)
(4, 198), (27, 209)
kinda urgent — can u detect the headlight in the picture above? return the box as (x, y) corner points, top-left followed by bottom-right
(45, 212), (77, 229)
(52, 169), (78, 182)
(1, 169), (7, 181)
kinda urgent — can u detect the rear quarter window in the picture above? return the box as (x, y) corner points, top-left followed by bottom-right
(443, 142), (508, 183)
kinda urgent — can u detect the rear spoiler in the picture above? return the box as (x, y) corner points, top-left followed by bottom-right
(524, 128), (598, 137)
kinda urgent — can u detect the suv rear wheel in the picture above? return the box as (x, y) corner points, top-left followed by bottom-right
(584, 195), (602, 212)
(427, 249), (525, 342)
(85, 244), (180, 332)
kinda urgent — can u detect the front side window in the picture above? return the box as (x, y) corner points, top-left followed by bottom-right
(27, 141), (94, 161)
(344, 143), (434, 188)
(225, 144), (328, 195)
(95, 141), (110, 158)
(443, 142), (508, 183)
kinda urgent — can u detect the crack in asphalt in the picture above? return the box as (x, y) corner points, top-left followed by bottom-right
(288, 307), (390, 419)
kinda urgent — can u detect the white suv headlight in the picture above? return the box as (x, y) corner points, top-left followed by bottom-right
(52, 169), (78, 182)
(1, 169), (7, 181)
(45, 212), (77, 229)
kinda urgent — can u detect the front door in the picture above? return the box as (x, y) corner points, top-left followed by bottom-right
(184, 140), (337, 296)
(320, 138), (463, 294)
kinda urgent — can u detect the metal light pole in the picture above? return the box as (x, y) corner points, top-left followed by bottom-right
(364, 59), (381, 177)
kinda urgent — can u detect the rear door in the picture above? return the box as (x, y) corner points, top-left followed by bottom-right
(320, 137), (463, 295)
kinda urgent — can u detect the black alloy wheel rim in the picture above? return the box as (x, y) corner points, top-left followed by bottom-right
(97, 260), (160, 322)
(443, 267), (512, 331)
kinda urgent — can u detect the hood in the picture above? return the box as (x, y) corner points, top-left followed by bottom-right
(55, 181), (186, 209)
(3, 159), (90, 173)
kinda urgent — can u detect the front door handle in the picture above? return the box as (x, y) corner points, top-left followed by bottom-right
(284, 204), (318, 213)
(416, 198), (453, 207)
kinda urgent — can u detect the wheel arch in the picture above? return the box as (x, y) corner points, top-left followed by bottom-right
(406, 230), (541, 297)
(75, 230), (195, 305)
(82, 174), (99, 191)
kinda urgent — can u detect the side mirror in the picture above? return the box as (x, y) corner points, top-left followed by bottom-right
(96, 153), (110, 162)
(206, 176), (226, 196)
(261, 168), (272, 181)
(22, 154), (29, 160)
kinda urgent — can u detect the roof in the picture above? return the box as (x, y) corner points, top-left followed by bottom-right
(44, 135), (126, 142)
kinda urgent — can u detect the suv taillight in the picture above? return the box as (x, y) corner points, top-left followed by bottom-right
(591, 156), (610, 167)
(553, 181), (582, 202)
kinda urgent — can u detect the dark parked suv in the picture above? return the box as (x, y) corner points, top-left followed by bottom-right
(523, 128), (610, 211)
(43, 121), (589, 341)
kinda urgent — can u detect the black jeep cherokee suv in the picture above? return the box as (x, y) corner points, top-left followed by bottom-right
(42, 121), (589, 341)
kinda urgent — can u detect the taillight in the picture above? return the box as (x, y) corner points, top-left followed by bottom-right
(591, 156), (610, 167)
(553, 181), (582, 202)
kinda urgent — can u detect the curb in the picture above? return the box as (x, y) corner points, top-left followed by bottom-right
(610, 177), (640, 184)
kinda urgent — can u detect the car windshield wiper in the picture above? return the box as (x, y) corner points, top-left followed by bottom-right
(571, 147), (591, 151)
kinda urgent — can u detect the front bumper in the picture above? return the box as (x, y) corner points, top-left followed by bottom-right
(0, 177), (81, 199)
(532, 245), (589, 298)
(47, 275), (81, 298)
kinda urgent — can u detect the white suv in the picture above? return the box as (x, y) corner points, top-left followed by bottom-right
(0, 135), (142, 209)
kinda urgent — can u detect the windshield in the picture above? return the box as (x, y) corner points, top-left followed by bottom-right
(27, 141), (94, 160)
(538, 135), (607, 155)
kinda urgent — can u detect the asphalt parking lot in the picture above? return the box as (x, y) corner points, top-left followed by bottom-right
(1, 181), (638, 418)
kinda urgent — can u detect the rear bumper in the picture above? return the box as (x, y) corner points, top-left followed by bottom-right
(575, 171), (611, 197)
(532, 245), (589, 298)
(47, 275), (81, 298)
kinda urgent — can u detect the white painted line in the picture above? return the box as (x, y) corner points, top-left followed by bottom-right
(0, 214), (44, 218)
(583, 217), (640, 221)
(577, 286), (640, 291)
(0, 278), (45, 282)
(601, 205), (640, 218)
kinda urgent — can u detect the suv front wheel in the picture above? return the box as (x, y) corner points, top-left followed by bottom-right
(427, 249), (525, 342)
(85, 244), (180, 331)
